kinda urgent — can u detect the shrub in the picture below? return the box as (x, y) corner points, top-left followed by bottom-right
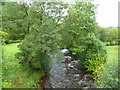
(71, 33), (107, 81)
(71, 33), (107, 67)
(84, 53), (106, 80)
(0, 30), (8, 44)
(2, 80), (12, 88)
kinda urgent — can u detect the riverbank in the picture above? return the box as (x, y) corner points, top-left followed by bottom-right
(1, 43), (119, 88)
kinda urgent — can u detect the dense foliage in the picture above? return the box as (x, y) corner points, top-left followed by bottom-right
(15, 0), (107, 84)
(71, 33), (107, 80)
(2, 43), (44, 88)
(1, 0), (118, 88)
(1, 2), (67, 44)
(95, 27), (119, 45)
(59, 1), (97, 49)
(17, 2), (62, 72)
(71, 34), (107, 64)
(58, 2), (107, 79)
(2, 2), (29, 43)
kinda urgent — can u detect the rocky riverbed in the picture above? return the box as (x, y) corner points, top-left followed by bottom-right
(42, 49), (95, 88)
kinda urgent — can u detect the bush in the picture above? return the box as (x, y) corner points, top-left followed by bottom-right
(0, 30), (8, 44)
(2, 80), (12, 88)
(71, 33), (107, 67)
(71, 33), (107, 80)
(84, 54), (106, 80)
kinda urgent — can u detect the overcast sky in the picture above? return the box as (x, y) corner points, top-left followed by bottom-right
(94, 0), (119, 27)
(7, 0), (120, 27)
(67, 0), (119, 27)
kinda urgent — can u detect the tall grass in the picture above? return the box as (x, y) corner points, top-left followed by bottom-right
(0, 43), (2, 89)
(96, 46), (118, 88)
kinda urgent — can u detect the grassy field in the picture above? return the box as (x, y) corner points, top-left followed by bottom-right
(0, 43), (2, 89)
(2, 43), (44, 88)
(106, 45), (118, 63)
(1, 43), (119, 88)
(96, 45), (119, 88)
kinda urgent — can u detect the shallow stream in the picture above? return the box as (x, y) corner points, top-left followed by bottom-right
(43, 49), (95, 88)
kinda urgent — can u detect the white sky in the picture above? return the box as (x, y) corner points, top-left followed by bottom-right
(68, 0), (119, 27)
(94, 0), (119, 27)
(8, 0), (120, 27)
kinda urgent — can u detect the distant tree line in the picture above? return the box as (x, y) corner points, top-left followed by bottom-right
(95, 26), (119, 46)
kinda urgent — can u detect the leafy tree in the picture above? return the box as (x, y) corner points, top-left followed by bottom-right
(45, 2), (68, 24)
(58, 1), (107, 74)
(95, 27), (119, 45)
(17, 2), (62, 72)
(71, 33), (107, 67)
(59, 1), (97, 49)
(99, 29), (107, 42)
(106, 27), (118, 45)
(2, 2), (29, 43)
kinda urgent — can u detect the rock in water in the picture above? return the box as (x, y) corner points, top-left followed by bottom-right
(61, 49), (69, 54)
(44, 53), (95, 88)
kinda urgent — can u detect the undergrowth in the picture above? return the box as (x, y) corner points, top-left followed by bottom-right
(2, 43), (44, 88)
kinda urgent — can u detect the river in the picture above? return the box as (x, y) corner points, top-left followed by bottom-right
(43, 49), (95, 88)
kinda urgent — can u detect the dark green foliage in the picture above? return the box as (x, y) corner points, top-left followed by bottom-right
(57, 2), (107, 81)
(17, 14), (62, 72)
(99, 30), (107, 42)
(59, 1), (97, 49)
(2, 1), (64, 72)
(2, 2), (29, 43)
(71, 33), (107, 67)
(95, 27), (119, 45)
(71, 33), (107, 80)
(2, 43), (44, 88)
(57, 2), (107, 79)
(2, 0), (118, 88)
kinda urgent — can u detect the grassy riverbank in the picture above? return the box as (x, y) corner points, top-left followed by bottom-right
(2, 43), (44, 88)
(1, 43), (119, 88)
(96, 45), (119, 88)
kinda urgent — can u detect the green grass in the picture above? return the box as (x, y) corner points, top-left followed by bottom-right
(2, 43), (119, 88)
(96, 45), (119, 88)
(2, 43), (44, 88)
(0, 43), (2, 89)
(106, 45), (118, 63)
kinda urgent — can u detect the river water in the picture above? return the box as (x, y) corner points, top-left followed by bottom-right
(43, 49), (95, 88)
